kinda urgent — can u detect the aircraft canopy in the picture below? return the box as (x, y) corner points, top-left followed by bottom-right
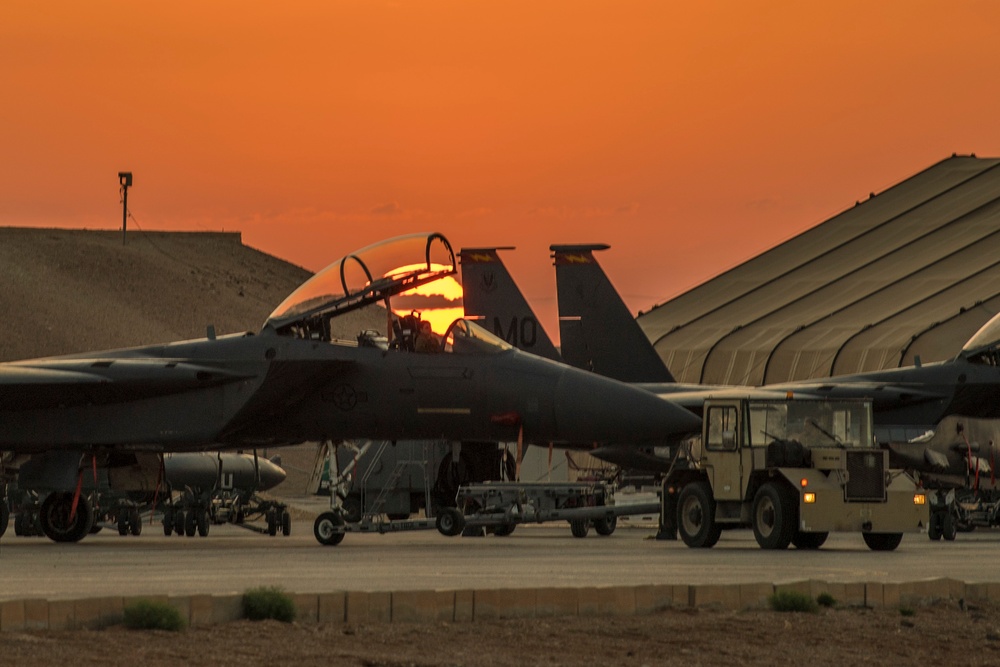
(265, 233), (456, 333)
(961, 310), (1000, 356)
(443, 318), (514, 355)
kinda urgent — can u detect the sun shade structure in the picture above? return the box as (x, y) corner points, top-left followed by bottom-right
(639, 155), (1000, 385)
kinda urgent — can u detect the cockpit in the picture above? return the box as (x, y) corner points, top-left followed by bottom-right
(960, 311), (1000, 366)
(264, 232), (456, 340)
(262, 232), (513, 357)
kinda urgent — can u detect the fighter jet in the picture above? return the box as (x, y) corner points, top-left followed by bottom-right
(461, 244), (1000, 470)
(0, 232), (701, 542)
(546, 243), (1000, 435)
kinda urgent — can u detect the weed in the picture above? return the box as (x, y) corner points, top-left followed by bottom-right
(243, 586), (297, 623)
(768, 590), (818, 613)
(123, 599), (186, 632)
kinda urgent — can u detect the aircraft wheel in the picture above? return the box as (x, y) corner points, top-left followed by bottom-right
(184, 510), (197, 537)
(130, 510), (142, 536)
(342, 496), (363, 523)
(281, 510), (291, 537)
(162, 508), (174, 536)
(791, 531), (828, 549)
(14, 512), (24, 536)
(942, 512), (957, 541)
(492, 522), (515, 537)
(752, 483), (796, 550)
(570, 520), (590, 538)
(927, 511), (943, 541)
(266, 510), (278, 536)
(117, 508), (129, 536)
(0, 502), (9, 538)
(196, 510), (210, 537)
(595, 514), (617, 536)
(39, 492), (94, 543)
(172, 509), (184, 536)
(435, 507), (466, 537)
(863, 532), (903, 551)
(314, 511), (345, 546)
(677, 482), (722, 548)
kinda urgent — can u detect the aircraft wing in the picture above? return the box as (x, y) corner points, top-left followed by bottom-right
(653, 386), (812, 413)
(778, 381), (949, 408)
(655, 381), (948, 415)
(0, 359), (255, 411)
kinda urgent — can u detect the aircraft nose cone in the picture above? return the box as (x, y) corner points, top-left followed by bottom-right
(256, 458), (287, 491)
(552, 367), (701, 444)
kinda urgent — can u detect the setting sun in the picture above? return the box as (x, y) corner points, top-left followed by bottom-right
(387, 263), (464, 334)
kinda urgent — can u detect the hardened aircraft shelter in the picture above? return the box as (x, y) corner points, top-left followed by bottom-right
(639, 155), (1000, 386)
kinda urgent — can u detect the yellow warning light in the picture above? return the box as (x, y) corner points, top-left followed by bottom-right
(804, 492), (816, 504)
(800, 478), (809, 487)
(913, 494), (926, 505)
(786, 391), (794, 399)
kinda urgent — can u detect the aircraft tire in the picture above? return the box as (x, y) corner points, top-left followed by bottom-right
(927, 511), (943, 540)
(117, 509), (129, 536)
(266, 510), (278, 536)
(677, 482), (721, 549)
(863, 532), (903, 551)
(435, 507), (466, 537)
(162, 508), (174, 536)
(184, 510), (197, 537)
(492, 522), (515, 537)
(196, 510), (209, 537)
(942, 513), (957, 541)
(791, 530), (828, 549)
(314, 511), (345, 546)
(14, 512), (24, 536)
(570, 520), (590, 538)
(751, 483), (796, 550)
(281, 510), (291, 537)
(0, 502), (9, 538)
(342, 496), (363, 524)
(595, 514), (617, 536)
(173, 510), (186, 536)
(130, 510), (142, 536)
(39, 492), (93, 543)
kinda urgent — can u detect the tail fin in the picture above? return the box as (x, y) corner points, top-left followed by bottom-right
(552, 244), (675, 382)
(459, 248), (561, 361)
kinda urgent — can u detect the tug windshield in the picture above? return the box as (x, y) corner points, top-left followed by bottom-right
(748, 400), (872, 449)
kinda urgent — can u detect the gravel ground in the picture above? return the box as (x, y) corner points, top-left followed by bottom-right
(2, 602), (998, 667)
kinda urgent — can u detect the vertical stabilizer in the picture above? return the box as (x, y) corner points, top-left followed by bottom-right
(459, 248), (561, 361)
(552, 244), (675, 382)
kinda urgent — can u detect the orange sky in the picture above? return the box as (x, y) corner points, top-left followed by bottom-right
(3, 1), (1000, 339)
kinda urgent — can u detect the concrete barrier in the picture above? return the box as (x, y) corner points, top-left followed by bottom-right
(1, 578), (997, 632)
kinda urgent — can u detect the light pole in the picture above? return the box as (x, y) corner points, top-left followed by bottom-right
(118, 171), (132, 245)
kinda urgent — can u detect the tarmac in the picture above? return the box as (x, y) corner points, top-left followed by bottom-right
(3, 519), (1000, 602)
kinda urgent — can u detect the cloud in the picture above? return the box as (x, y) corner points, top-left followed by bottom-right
(525, 203), (642, 218)
(457, 207), (495, 219)
(371, 201), (402, 216)
(392, 293), (463, 310)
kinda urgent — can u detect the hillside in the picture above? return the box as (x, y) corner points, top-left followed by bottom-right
(0, 227), (388, 361)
